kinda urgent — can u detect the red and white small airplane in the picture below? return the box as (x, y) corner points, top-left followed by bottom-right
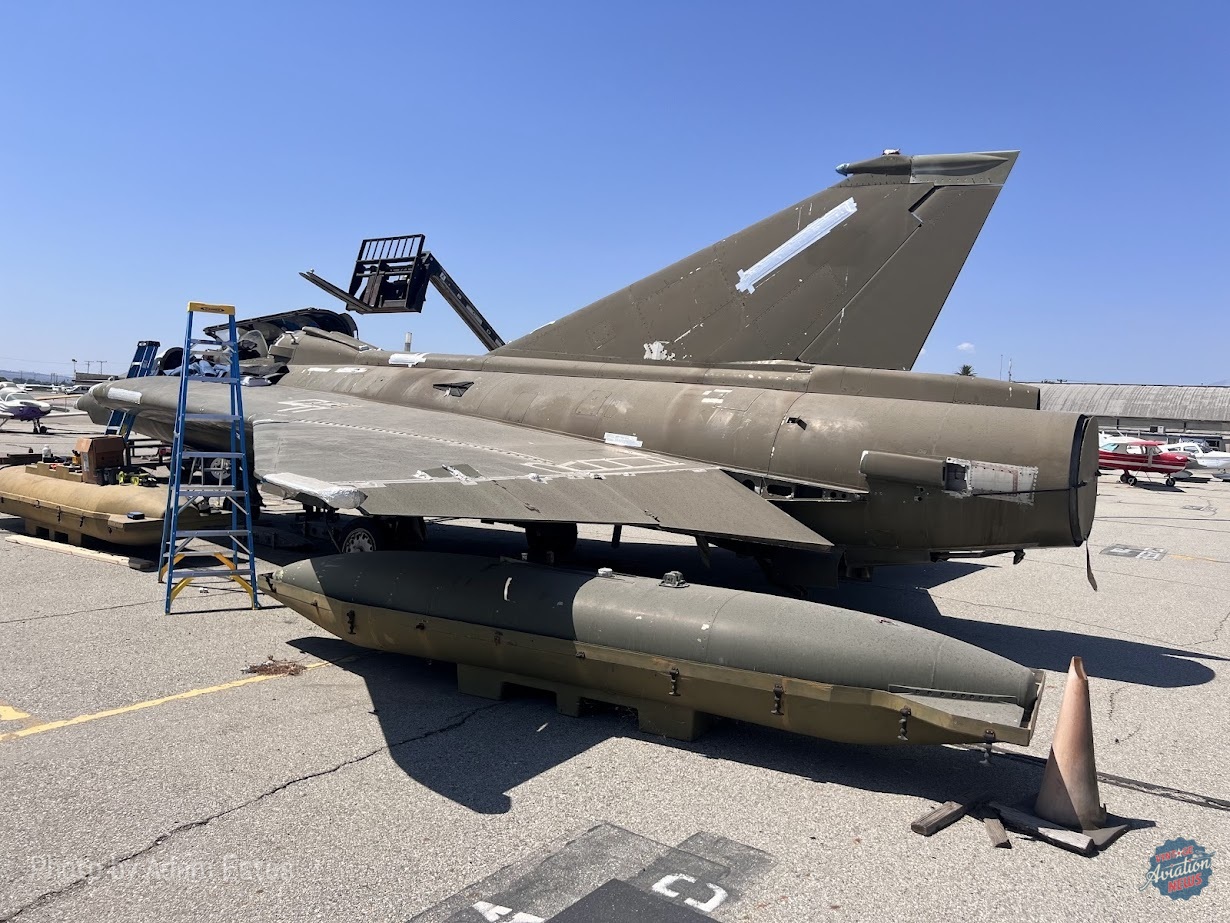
(1097, 435), (1188, 487)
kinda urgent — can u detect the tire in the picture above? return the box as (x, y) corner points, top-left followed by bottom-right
(1166, 476), (1176, 488)
(1127, 475), (1138, 487)
(336, 519), (388, 553)
(205, 457), (231, 483)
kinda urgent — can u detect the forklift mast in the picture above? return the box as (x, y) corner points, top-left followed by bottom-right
(300, 235), (505, 351)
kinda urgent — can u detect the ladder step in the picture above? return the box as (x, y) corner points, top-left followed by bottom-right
(184, 375), (238, 383)
(173, 529), (253, 539)
(182, 451), (244, 459)
(183, 412), (242, 422)
(176, 487), (247, 497)
(168, 569), (250, 580)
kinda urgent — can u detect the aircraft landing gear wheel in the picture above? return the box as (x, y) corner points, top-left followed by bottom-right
(1118, 471), (1128, 483)
(336, 519), (388, 553)
(525, 522), (578, 562)
(1127, 475), (1138, 487)
(1166, 476), (1176, 487)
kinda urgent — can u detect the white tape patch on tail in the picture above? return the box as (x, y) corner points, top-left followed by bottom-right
(736, 197), (857, 294)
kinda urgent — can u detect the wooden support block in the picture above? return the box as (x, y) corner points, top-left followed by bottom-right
(983, 816), (1012, 848)
(5, 534), (155, 571)
(910, 801), (968, 837)
(988, 803), (1095, 856)
(555, 692), (584, 717)
(455, 664), (509, 701)
(635, 702), (712, 741)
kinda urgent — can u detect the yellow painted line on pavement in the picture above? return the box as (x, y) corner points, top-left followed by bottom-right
(1168, 552), (1230, 564)
(0, 658), (353, 744)
(0, 703), (32, 721)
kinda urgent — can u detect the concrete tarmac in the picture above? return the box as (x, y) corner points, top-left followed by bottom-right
(1, 416), (1227, 921)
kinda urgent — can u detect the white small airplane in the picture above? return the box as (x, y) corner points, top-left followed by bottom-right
(0, 386), (52, 433)
(1160, 438), (1230, 480)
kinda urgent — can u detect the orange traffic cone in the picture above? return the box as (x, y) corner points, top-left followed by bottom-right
(1035, 656), (1107, 830)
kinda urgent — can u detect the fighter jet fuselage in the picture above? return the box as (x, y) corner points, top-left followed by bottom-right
(86, 350), (1097, 582)
(284, 355), (1097, 565)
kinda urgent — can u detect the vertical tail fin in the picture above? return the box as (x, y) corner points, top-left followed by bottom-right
(496, 150), (1017, 369)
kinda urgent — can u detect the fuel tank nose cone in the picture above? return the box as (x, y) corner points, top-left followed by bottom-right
(76, 389), (102, 420)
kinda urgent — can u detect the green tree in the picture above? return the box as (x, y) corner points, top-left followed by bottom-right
(956, 364), (976, 377)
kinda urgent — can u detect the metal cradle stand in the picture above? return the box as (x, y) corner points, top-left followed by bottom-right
(159, 302), (259, 613)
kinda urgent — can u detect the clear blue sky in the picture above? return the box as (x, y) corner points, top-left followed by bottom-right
(2, 2), (1226, 384)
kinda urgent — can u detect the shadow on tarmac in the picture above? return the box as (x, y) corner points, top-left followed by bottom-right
(806, 562), (1226, 689)
(288, 556), (1221, 817)
(290, 634), (1075, 816)
(275, 528), (1221, 813)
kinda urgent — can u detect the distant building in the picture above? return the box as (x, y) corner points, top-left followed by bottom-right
(1038, 382), (1230, 447)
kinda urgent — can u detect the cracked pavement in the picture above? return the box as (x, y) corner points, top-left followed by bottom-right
(1, 467), (1229, 922)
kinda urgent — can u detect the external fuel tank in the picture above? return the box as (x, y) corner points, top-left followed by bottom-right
(265, 552), (1045, 748)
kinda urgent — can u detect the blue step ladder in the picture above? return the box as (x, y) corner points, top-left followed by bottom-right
(104, 340), (161, 437)
(159, 303), (259, 613)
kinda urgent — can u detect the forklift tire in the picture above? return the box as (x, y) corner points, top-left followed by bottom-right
(337, 519), (388, 554)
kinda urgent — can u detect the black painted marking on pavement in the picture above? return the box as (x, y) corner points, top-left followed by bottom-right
(408, 822), (773, 922)
(550, 879), (708, 921)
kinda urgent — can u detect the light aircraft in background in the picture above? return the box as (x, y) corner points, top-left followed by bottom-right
(1160, 438), (1230, 480)
(1097, 436), (1188, 487)
(0, 386), (52, 433)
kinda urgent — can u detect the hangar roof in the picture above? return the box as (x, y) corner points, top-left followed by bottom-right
(1038, 383), (1230, 429)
